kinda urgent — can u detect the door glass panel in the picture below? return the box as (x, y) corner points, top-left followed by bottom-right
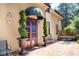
(26, 19), (37, 46)
(32, 21), (36, 26)
(32, 21), (37, 32)
(27, 27), (30, 32)
(26, 20), (30, 25)
(32, 27), (36, 32)
(32, 21), (37, 41)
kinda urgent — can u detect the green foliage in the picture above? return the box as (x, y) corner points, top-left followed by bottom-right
(64, 24), (76, 35)
(19, 10), (26, 22)
(19, 19), (26, 28)
(76, 39), (79, 44)
(18, 10), (27, 38)
(58, 3), (79, 35)
(18, 27), (27, 38)
(57, 3), (79, 28)
(74, 17), (79, 29)
(69, 17), (79, 34)
(43, 18), (48, 36)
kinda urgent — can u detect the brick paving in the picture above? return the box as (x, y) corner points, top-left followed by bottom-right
(26, 41), (79, 56)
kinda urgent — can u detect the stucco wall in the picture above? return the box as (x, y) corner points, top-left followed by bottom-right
(38, 20), (44, 45)
(0, 4), (21, 52)
(0, 3), (47, 52)
(0, 3), (63, 52)
(57, 21), (62, 32)
(19, 3), (46, 46)
(46, 12), (62, 40)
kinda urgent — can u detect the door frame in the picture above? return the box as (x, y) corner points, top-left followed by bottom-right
(27, 18), (38, 47)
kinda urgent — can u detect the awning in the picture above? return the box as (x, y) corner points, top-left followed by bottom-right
(25, 7), (44, 20)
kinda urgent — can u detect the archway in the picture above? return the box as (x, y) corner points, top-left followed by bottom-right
(25, 7), (44, 48)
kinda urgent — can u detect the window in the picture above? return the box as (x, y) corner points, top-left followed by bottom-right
(56, 24), (58, 34)
(47, 21), (50, 35)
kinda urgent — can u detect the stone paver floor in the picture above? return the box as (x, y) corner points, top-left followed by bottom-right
(26, 41), (79, 56)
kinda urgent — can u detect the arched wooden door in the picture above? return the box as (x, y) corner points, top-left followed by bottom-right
(26, 18), (38, 48)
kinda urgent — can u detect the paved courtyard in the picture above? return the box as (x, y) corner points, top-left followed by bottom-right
(26, 41), (79, 56)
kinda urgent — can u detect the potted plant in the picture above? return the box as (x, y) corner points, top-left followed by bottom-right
(43, 18), (48, 46)
(18, 10), (28, 55)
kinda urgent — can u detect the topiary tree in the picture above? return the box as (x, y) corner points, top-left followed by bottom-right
(18, 10), (27, 38)
(18, 27), (27, 38)
(19, 19), (26, 28)
(43, 18), (48, 46)
(19, 10), (26, 22)
(43, 18), (48, 36)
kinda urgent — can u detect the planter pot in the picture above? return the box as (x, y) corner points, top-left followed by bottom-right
(18, 38), (28, 48)
(42, 36), (47, 46)
(18, 38), (28, 55)
(20, 38), (27, 48)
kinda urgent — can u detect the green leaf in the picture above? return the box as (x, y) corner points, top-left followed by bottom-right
(43, 18), (48, 36)
(18, 27), (27, 38)
(18, 10), (28, 38)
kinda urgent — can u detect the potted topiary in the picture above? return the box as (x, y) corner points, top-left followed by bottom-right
(43, 18), (48, 46)
(18, 10), (28, 55)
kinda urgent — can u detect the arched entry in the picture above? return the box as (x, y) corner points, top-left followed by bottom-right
(26, 18), (38, 48)
(25, 7), (44, 48)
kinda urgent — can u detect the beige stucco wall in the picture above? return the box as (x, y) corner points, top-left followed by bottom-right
(19, 3), (47, 46)
(58, 21), (62, 32)
(46, 12), (57, 40)
(0, 3), (48, 52)
(0, 4), (20, 52)
(0, 3), (63, 52)
(46, 12), (63, 40)
(38, 20), (44, 45)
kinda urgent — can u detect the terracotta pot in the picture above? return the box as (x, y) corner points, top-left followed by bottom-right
(18, 38), (28, 55)
(20, 39), (26, 48)
(19, 38), (28, 48)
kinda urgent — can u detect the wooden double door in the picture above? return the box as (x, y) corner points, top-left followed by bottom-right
(26, 18), (38, 48)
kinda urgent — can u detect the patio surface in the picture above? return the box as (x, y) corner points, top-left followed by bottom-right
(26, 41), (79, 56)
